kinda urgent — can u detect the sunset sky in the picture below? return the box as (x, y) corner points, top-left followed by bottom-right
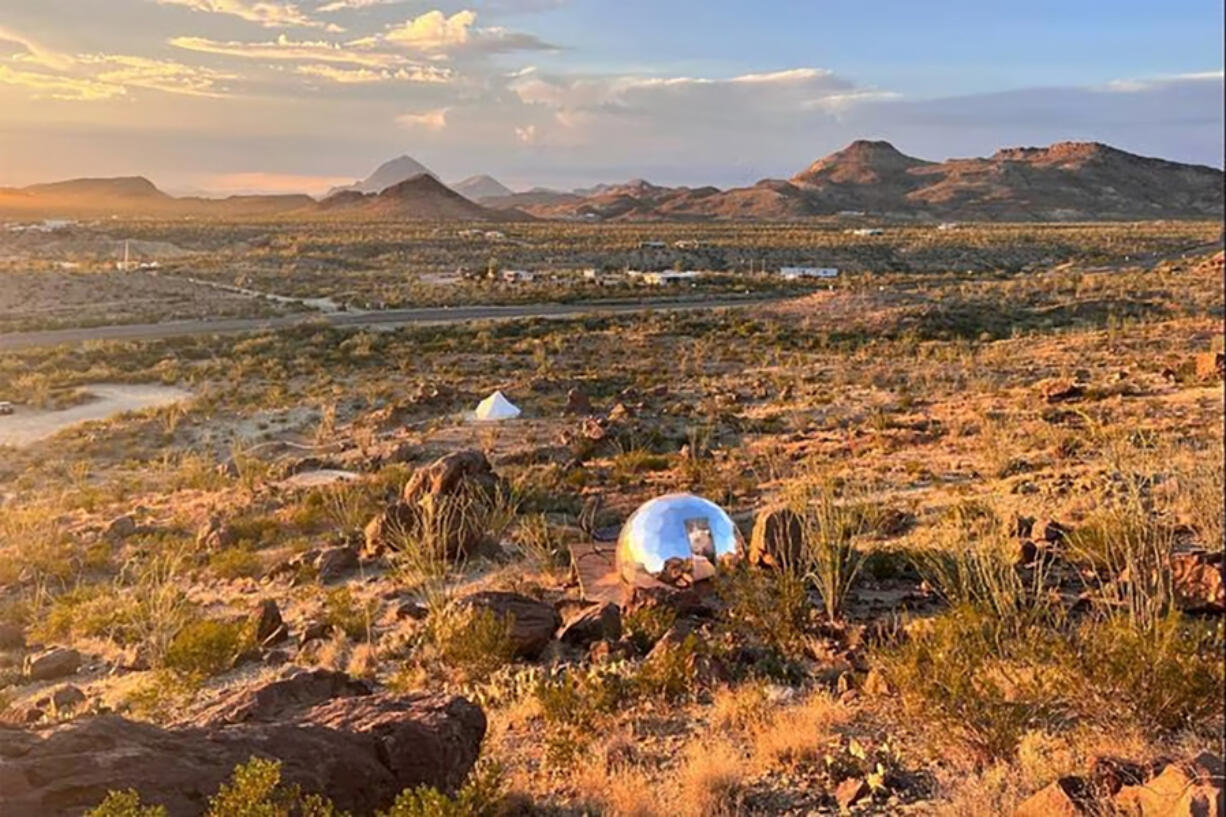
(1, 0), (1222, 194)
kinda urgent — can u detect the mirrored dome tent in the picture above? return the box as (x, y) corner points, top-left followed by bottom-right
(616, 493), (744, 589)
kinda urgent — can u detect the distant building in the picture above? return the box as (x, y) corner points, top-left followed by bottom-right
(642, 270), (701, 286)
(674, 239), (702, 249)
(457, 228), (483, 238)
(780, 266), (838, 280)
(500, 269), (534, 283)
(637, 240), (667, 249)
(851, 228), (884, 236)
(484, 230), (506, 240)
(837, 210), (866, 217)
(937, 222), (959, 231)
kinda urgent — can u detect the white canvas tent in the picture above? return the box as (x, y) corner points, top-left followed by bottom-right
(473, 390), (521, 421)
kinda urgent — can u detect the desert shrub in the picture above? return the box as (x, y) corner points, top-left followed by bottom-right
(612, 448), (671, 476)
(378, 760), (505, 817)
(513, 513), (568, 571)
(418, 602), (515, 682)
(205, 756), (344, 817)
(86, 790), (169, 817)
(715, 566), (811, 662)
(162, 617), (252, 681)
(621, 604), (676, 653)
(208, 546), (264, 580)
(322, 586), (376, 641)
(784, 477), (870, 619)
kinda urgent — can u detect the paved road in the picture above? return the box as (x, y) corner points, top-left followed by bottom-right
(0, 295), (781, 351)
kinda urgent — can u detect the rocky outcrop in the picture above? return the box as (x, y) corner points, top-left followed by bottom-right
(1015, 753), (1223, 817)
(22, 647), (81, 681)
(1171, 549), (1225, 613)
(459, 591), (560, 658)
(0, 669), (485, 817)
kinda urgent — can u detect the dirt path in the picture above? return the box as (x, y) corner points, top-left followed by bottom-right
(0, 383), (190, 448)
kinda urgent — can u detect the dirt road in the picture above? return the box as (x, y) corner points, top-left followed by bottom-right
(0, 295), (780, 351)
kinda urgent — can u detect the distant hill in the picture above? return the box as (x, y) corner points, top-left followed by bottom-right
(451, 175), (513, 201)
(487, 141), (1224, 221)
(3, 140), (1221, 222)
(317, 173), (527, 221)
(326, 155), (437, 197)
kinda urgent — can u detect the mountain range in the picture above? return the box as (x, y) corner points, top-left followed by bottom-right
(1, 140), (1221, 222)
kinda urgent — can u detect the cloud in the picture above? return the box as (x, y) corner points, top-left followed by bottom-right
(84, 55), (237, 97)
(171, 33), (406, 68)
(0, 25), (75, 70)
(0, 65), (126, 101)
(396, 107), (449, 129)
(296, 62), (448, 83)
(154, 0), (342, 30)
(382, 9), (557, 56)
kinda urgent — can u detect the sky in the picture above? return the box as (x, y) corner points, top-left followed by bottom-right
(0, 0), (1222, 195)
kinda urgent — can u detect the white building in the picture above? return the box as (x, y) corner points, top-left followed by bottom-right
(642, 270), (701, 286)
(937, 222), (959, 231)
(780, 266), (839, 280)
(851, 228), (884, 236)
(500, 269), (535, 283)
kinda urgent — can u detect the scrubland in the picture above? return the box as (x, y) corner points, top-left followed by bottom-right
(0, 228), (1222, 815)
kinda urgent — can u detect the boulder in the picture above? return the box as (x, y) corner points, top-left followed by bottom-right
(1194, 352), (1224, 382)
(315, 545), (359, 582)
(557, 602), (622, 647)
(23, 647), (81, 681)
(1042, 380), (1086, 404)
(36, 684), (86, 714)
(252, 599), (287, 647)
(196, 513), (236, 551)
(1015, 777), (1092, 817)
(0, 669), (485, 817)
(749, 504), (804, 570)
(835, 776), (871, 810)
(459, 591), (559, 658)
(1032, 517), (1069, 544)
(1115, 753), (1224, 817)
(1170, 550), (1225, 613)
(363, 502), (418, 557)
(103, 515), (137, 542)
(396, 450), (506, 559)
(562, 388), (593, 416)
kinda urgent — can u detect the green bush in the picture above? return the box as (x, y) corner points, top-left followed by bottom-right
(162, 617), (252, 680)
(378, 761), (505, 817)
(86, 790), (169, 817)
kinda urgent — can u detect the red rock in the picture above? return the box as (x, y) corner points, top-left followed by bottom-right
(1015, 777), (1091, 817)
(749, 504), (804, 570)
(252, 599), (287, 646)
(459, 591), (559, 658)
(23, 647), (81, 681)
(1115, 753), (1224, 817)
(0, 669), (485, 817)
(1170, 550), (1225, 613)
(836, 776), (871, 810)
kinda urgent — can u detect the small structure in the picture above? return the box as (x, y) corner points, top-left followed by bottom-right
(637, 240), (667, 249)
(473, 390), (521, 421)
(500, 269), (534, 283)
(484, 230), (506, 241)
(851, 228), (884, 237)
(0, 401), (13, 416)
(937, 222), (959, 231)
(780, 266), (838, 280)
(642, 270), (701, 286)
(674, 239), (702, 250)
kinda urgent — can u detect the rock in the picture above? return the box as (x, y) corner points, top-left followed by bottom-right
(252, 599), (287, 646)
(398, 450), (506, 559)
(836, 776), (871, 810)
(196, 513), (235, 551)
(862, 667), (892, 697)
(1015, 777), (1092, 817)
(1042, 380), (1085, 404)
(749, 504), (804, 570)
(607, 402), (633, 421)
(557, 602), (622, 646)
(1015, 540), (1039, 567)
(23, 647), (81, 681)
(300, 621), (334, 646)
(1032, 517), (1069, 544)
(363, 502), (417, 557)
(0, 622), (25, 650)
(315, 545), (359, 582)
(1170, 550), (1225, 613)
(562, 388), (593, 416)
(394, 600), (430, 621)
(103, 515), (137, 542)
(0, 670), (486, 817)
(1194, 351), (1225, 381)
(459, 591), (560, 658)
(1115, 753), (1224, 817)
(39, 684), (86, 714)
(1087, 755), (1147, 797)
